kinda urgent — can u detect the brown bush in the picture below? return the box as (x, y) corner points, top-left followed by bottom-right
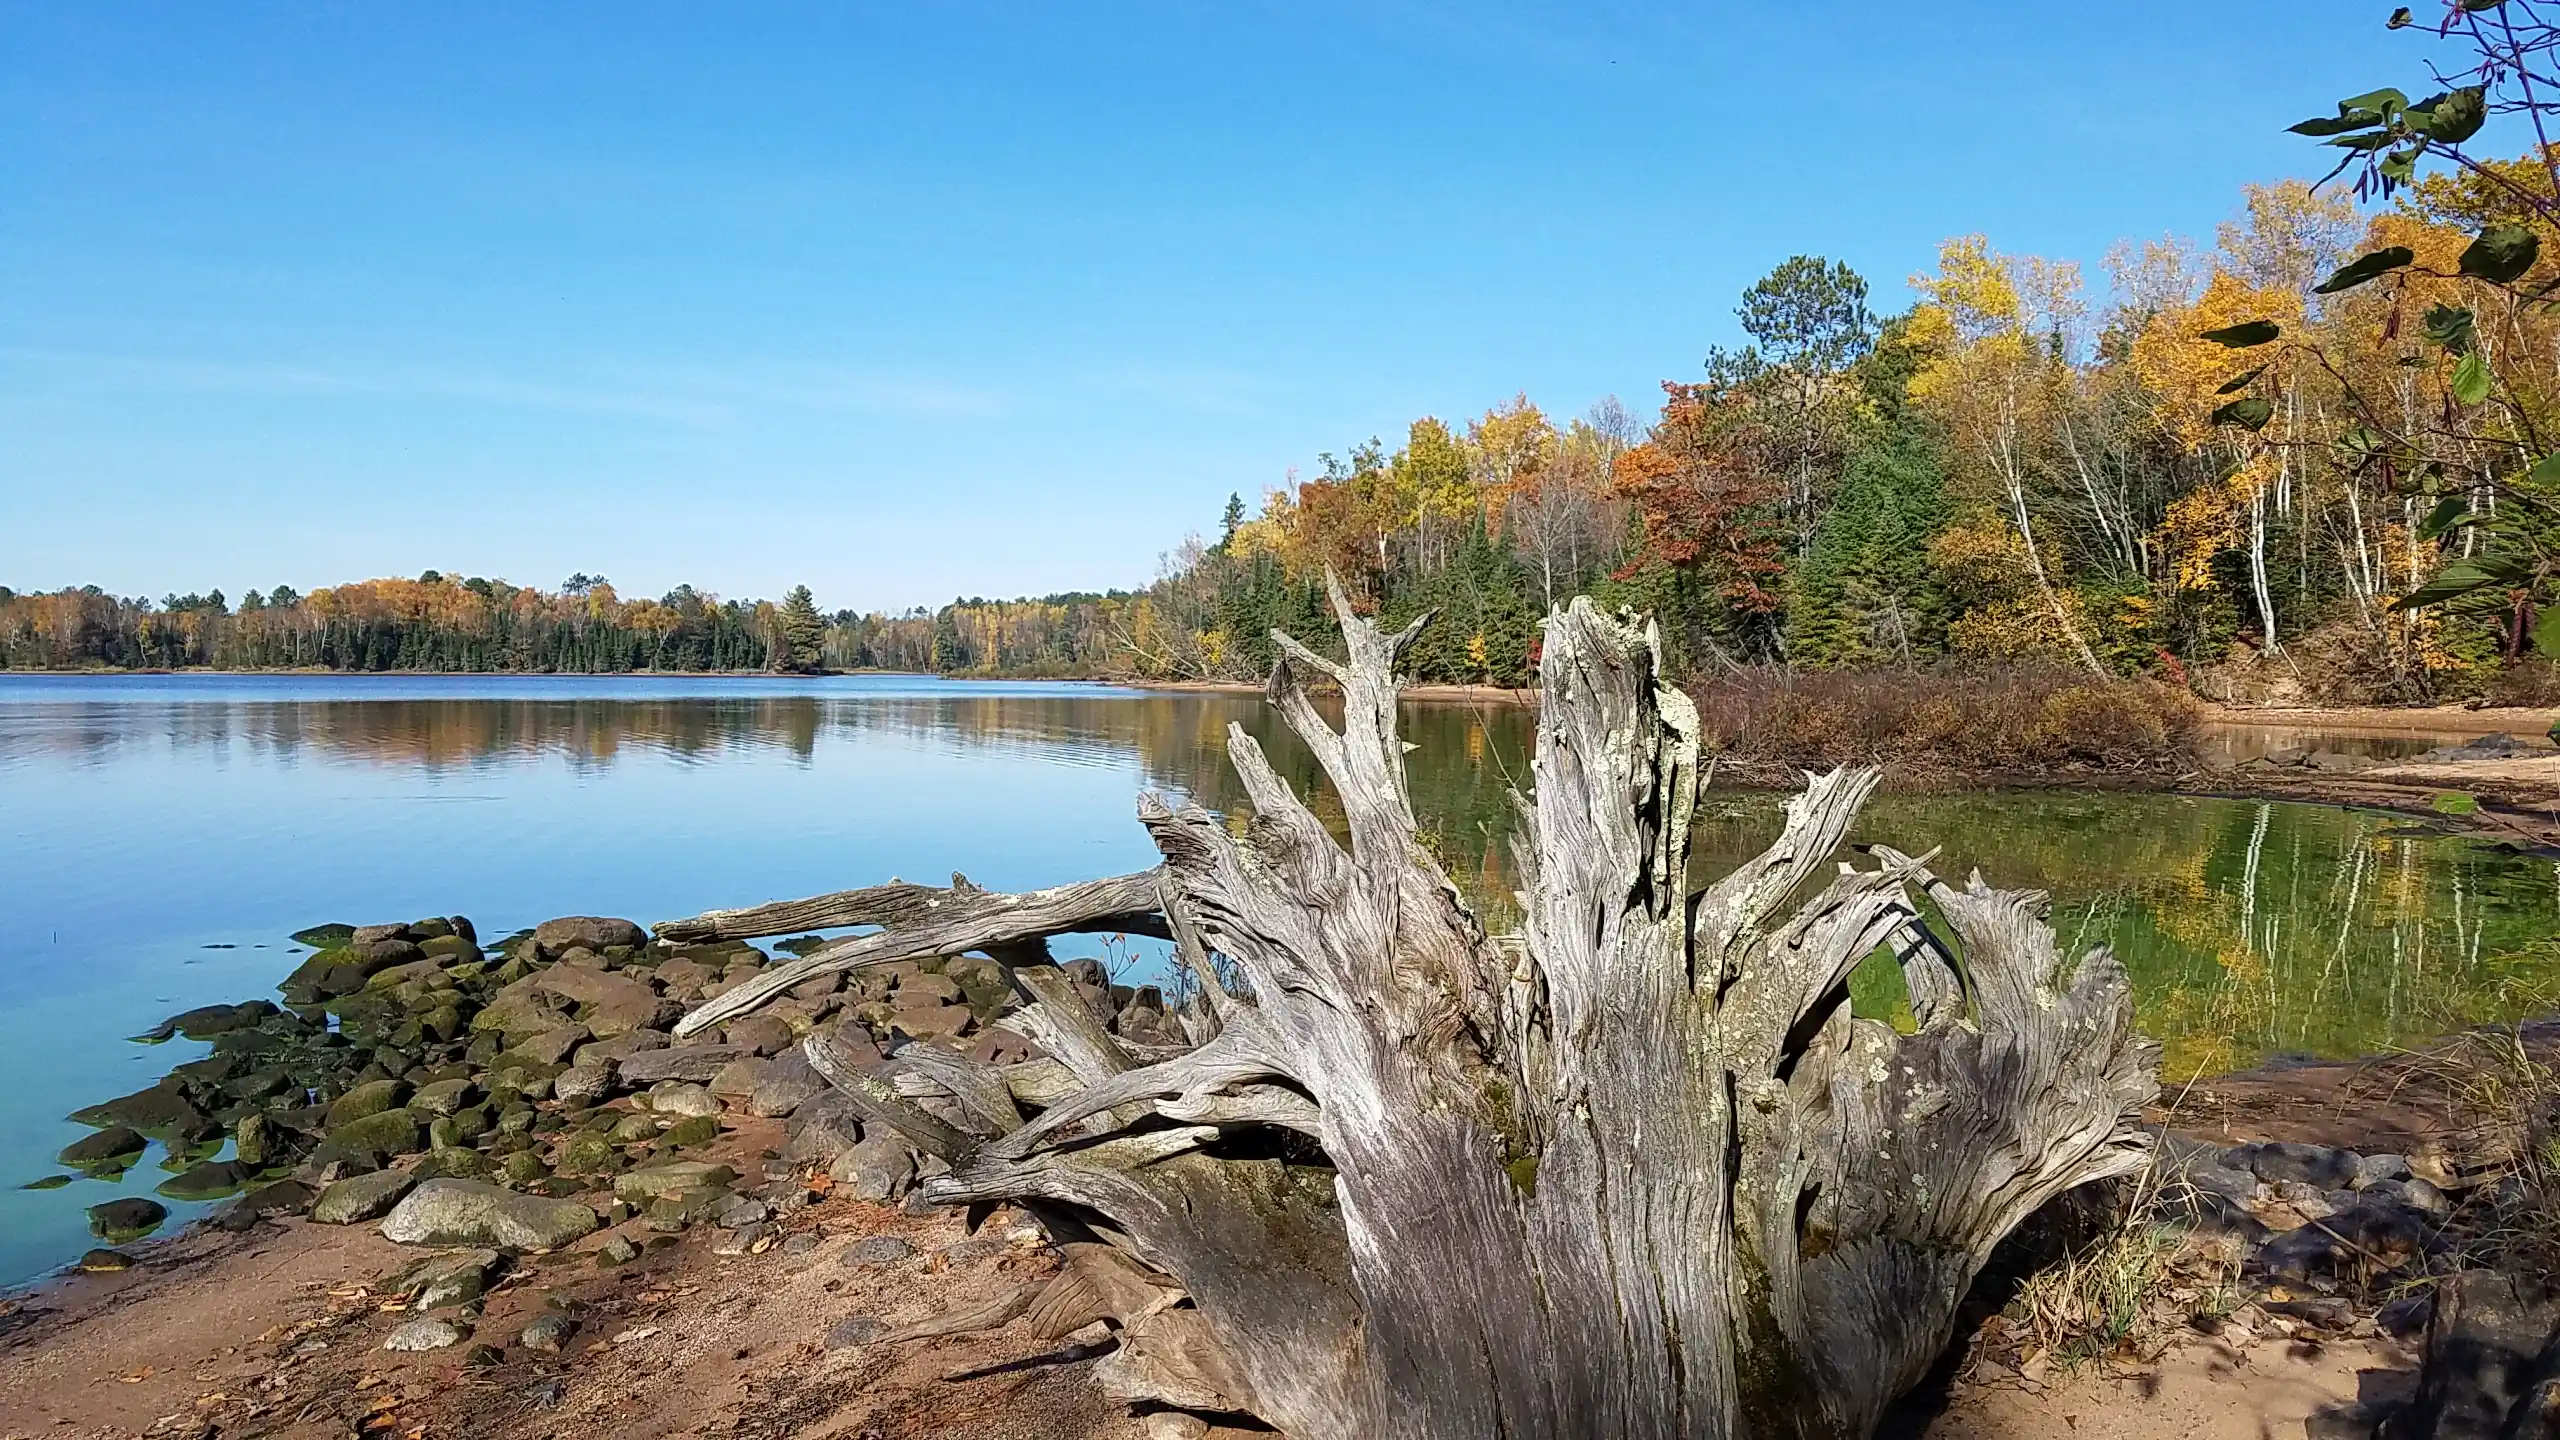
(1686, 666), (2203, 777)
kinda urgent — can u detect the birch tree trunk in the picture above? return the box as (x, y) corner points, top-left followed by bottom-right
(700, 584), (2159, 1439)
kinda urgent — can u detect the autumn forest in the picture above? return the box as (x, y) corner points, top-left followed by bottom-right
(11, 150), (2560, 702)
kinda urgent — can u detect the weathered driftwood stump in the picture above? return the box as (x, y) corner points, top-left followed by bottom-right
(668, 588), (2158, 1440)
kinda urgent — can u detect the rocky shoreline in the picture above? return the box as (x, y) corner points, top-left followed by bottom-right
(10, 909), (2560, 1439)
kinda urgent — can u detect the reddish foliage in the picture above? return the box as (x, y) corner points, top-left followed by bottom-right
(1610, 382), (1788, 612)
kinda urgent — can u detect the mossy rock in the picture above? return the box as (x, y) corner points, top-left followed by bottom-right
(609, 1112), (663, 1144)
(557, 1133), (623, 1176)
(169, 1054), (240, 1090)
(325, 1078), (409, 1128)
(412, 1078), (476, 1117)
(659, 1115), (719, 1149)
(500, 1151), (553, 1187)
(88, 1197), (169, 1244)
(156, 1160), (248, 1202)
(59, 1126), (148, 1177)
(69, 1082), (207, 1142)
(326, 1107), (423, 1159)
(291, 923), (357, 948)
(234, 1114), (271, 1168)
(414, 1147), (500, 1182)
(22, 1174), (75, 1190)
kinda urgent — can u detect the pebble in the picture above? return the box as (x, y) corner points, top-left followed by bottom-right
(383, 1317), (465, 1352)
(823, 1315), (887, 1350)
(520, 1312), (579, 1353)
(710, 1223), (773, 1256)
(841, 1235), (917, 1267)
(779, 1233), (821, 1261)
(522, 1377), (567, 1410)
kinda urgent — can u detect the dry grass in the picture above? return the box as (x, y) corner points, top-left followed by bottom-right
(1686, 666), (2203, 778)
(2422, 1026), (2560, 1283)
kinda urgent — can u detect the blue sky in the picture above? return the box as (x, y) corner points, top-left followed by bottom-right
(1, 2), (2422, 612)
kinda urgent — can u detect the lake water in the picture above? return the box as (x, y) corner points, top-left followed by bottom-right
(4, 673), (2557, 1286)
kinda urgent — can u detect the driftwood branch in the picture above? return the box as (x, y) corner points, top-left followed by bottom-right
(670, 869), (1167, 1038)
(707, 582), (2157, 1439)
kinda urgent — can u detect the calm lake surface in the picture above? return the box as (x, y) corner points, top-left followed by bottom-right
(4, 673), (2557, 1285)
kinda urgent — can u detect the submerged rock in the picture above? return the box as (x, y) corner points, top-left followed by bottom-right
(69, 1082), (206, 1141)
(87, 1197), (169, 1243)
(155, 1160), (248, 1202)
(58, 1126), (148, 1176)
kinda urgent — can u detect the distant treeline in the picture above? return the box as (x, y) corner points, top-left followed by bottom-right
(18, 150), (2560, 697)
(0, 575), (1157, 677)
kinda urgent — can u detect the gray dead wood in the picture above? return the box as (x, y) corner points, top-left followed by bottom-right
(668, 869), (1167, 1038)
(693, 579), (2158, 1440)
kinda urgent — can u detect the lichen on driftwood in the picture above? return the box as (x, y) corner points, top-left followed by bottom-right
(674, 582), (2159, 1439)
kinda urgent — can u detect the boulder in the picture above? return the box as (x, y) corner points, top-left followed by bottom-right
(896, 974), (965, 1006)
(410, 1078), (476, 1117)
(709, 1056), (767, 1101)
(659, 1115), (719, 1148)
(381, 1179), (599, 1250)
(226, 1178), (315, 1220)
(516, 1026), (593, 1066)
(646, 1082), (722, 1119)
(748, 1054), (824, 1118)
(2400, 1270), (2560, 1439)
(2252, 1201), (2429, 1281)
(69, 1081), (207, 1140)
(532, 917), (647, 958)
(88, 1197), (169, 1243)
(58, 1126), (147, 1176)
(615, 1160), (735, 1203)
(830, 1133), (915, 1203)
(390, 1247), (505, 1308)
(725, 1015), (796, 1057)
(155, 1160), (248, 1202)
(885, 1002), (971, 1041)
(327, 1078), (410, 1127)
(2231, 1141), (2360, 1191)
(557, 1133), (622, 1176)
(471, 977), (571, 1039)
(553, 1064), (616, 1108)
(575, 1029), (670, 1067)
(619, 1044), (748, 1086)
(328, 1107), (424, 1160)
(313, 1169), (417, 1224)
(783, 1093), (864, 1168)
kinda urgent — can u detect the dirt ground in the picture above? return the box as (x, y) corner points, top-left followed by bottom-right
(0, 1189), (2414, 1440)
(2197, 701), (2556, 738)
(0, 1046), (2481, 1440)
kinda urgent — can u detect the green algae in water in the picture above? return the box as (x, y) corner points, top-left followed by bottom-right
(1680, 790), (2560, 1080)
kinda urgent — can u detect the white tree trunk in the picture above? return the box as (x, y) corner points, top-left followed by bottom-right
(688, 584), (2159, 1439)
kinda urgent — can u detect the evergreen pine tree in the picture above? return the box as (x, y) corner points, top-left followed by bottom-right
(778, 585), (828, 673)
